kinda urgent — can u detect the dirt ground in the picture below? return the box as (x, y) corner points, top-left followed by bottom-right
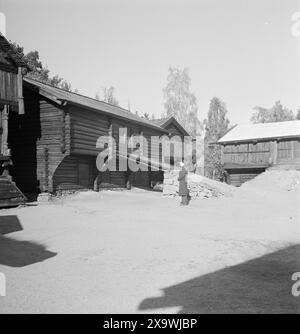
(0, 175), (300, 313)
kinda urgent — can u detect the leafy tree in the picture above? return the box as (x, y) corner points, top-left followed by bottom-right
(142, 112), (150, 120)
(251, 101), (295, 123)
(296, 107), (300, 120)
(162, 66), (201, 136)
(204, 97), (230, 180)
(10, 42), (72, 91)
(102, 86), (119, 106)
(95, 87), (119, 106)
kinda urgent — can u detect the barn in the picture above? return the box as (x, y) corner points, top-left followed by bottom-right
(218, 120), (300, 186)
(4, 77), (189, 197)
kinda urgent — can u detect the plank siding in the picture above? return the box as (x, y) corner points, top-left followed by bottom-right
(221, 138), (300, 186)
(0, 69), (18, 106)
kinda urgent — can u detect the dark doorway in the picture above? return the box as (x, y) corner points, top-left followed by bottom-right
(7, 87), (41, 194)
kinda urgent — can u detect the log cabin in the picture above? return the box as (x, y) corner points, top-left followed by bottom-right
(218, 121), (300, 186)
(0, 33), (27, 207)
(5, 77), (190, 196)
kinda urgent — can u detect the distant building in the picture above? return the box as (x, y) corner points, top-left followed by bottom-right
(218, 120), (300, 186)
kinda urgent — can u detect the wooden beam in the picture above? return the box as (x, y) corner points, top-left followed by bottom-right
(1, 105), (8, 156)
(272, 141), (278, 165)
(17, 67), (24, 114)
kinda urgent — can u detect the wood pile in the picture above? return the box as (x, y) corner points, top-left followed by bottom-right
(163, 170), (234, 199)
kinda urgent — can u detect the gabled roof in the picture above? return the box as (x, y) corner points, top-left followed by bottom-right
(0, 33), (28, 68)
(24, 78), (168, 133)
(151, 115), (190, 136)
(218, 120), (300, 144)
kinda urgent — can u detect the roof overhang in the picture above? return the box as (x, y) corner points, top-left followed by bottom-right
(159, 116), (191, 136)
(219, 135), (300, 145)
(60, 98), (169, 134)
(24, 79), (169, 134)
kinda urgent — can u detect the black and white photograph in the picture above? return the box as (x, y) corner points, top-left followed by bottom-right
(0, 0), (300, 316)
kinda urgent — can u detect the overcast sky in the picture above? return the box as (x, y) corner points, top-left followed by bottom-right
(1, 0), (299, 124)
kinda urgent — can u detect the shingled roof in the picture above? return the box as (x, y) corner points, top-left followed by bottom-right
(218, 120), (300, 143)
(24, 77), (168, 133)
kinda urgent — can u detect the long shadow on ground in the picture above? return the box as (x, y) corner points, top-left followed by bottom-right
(0, 235), (57, 267)
(139, 245), (300, 314)
(0, 215), (23, 235)
(0, 215), (57, 267)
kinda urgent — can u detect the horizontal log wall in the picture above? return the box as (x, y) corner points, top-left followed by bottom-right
(53, 155), (97, 191)
(70, 106), (110, 156)
(227, 169), (266, 187)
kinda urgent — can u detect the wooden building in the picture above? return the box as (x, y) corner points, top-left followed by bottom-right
(0, 33), (27, 207)
(152, 116), (191, 166)
(5, 78), (189, 195)
(218, 121), (300, 186)
(151, 116), (190, 137)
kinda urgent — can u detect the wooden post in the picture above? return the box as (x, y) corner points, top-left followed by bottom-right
(17, 67), (24, 115)
(272, 141), (278, 165)
(291, 141), (294, 161)
(0, 107), (2, 154)
(44, 147), (49, 191)
(65, 112), (71, 154)
(139, 130), (144, 162)
(1, 105), (9, 156)
(60, 111), (66, 153)
(108, 121), (112, 184)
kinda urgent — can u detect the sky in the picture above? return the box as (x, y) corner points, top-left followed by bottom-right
(1, 0), (300, 124)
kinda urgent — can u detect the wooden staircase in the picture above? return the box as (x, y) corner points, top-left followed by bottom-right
(0, 176), (26, 208)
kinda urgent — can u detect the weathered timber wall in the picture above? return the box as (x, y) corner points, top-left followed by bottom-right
(70, 106), (110, 156)
(53, 155), (97, 191)
(8, 87), (69, 193)
(0, 69), (18, 105)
